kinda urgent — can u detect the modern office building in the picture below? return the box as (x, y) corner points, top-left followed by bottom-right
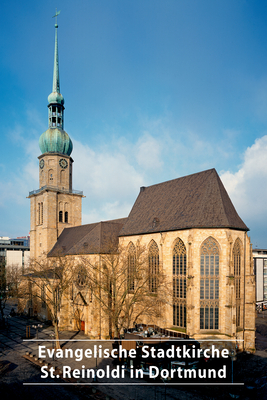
(253, 248), (267, 304)
(0, 236), (30, 274)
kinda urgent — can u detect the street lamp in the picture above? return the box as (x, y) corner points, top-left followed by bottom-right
(32, 324), (43, 339)
(3, 314), (11, 329)
(50, 333), (55, 361)
(229, 349), (236, 384)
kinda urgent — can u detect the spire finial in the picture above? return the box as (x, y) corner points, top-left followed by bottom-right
(53, 8), (61, 27)
(52, 9), (61, 94)
(47, 9), (64, 130)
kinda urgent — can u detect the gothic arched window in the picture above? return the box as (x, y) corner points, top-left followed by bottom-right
(173, 238), (187, 328)
(233, 239), (242, 328)
(200, 237), (219, 330)
(148, 240), (159, 293)
(64, 203), (69, 223)
(127, 242), (135, 291)
(59, 210), (63, 222)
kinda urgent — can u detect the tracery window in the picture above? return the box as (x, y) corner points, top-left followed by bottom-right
(148, 240), (159, 293)
(75, 265), (88, 290)
(173, 238), (187, 328)
(200, 237), (219, 330)
(233, 239), (242, 328)
(127, 242), (136, 291)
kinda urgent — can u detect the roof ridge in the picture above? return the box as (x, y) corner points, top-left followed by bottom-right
(214, 171), (231, 225)
(119, 168), (248, 237)
(69, 223), (102, 254)
(144, 168), (216, 190)
(100, 218), (127, 224)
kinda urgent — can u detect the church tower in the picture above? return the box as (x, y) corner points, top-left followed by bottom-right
(28, 14), (83, 259)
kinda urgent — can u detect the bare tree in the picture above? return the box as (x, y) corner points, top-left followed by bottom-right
(82, 240), (170, 338)
(6, 265), (22, 298)
(0, 258), (7, 325)
(19, 255), (76, 348)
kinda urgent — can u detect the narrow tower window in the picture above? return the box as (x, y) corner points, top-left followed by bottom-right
(40, 202), (43, 224)
(38, 203), (40, 225)
(59, 211), (63, 222)
(37, 203), (43, 225)
(48, 169), (54, 182)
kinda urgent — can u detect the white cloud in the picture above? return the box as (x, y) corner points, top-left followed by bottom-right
(135, 133), (163, 170)
(0, 119), (40, 209)
(82, 201), (133, 225)
(220, 135), (267, 244)
(72, 140), (145, 223)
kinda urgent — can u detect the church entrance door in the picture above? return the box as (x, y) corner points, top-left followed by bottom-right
(80, 320), (85, 331)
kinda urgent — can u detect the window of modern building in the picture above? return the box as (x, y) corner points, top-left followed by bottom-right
(264, 260), (267, 300)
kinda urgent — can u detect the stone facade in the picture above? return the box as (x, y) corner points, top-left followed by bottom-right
(52, 227), (255, 351)
(27, 19), (255, 350)
(28, 149), (255, 351)
(38, 153), (73, 191)
(28, 152), (83, 259)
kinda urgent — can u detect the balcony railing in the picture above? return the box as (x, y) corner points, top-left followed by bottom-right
(29, 185), (83, 196)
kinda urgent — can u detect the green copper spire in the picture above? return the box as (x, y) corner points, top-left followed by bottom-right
(39, 10), (73, 157)
(52, 11), (60, 94)
(48, 9), (64, 108)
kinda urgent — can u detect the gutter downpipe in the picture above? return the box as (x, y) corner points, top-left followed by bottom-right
(243, 231), (246, 351)
(99, 254), (102, 339)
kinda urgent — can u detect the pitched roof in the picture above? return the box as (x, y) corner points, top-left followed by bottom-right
(119, 168), (248, 237)
(48, 218), (127, 257)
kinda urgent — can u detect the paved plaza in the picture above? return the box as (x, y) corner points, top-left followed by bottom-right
(0, 300), (201, 400)
(1, 300), (267, 399)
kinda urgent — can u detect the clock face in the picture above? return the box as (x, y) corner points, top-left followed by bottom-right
(39, 159), (44, 169)
(59, 158), (68, 169)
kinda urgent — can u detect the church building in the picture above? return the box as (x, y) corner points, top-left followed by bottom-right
(28, 20), (255, 350)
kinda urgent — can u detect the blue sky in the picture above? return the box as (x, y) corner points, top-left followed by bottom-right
(0, 0), (267, 247)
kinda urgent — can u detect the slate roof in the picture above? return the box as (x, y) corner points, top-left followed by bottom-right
(48, 218), (127, 257)
(119, 168), (248, 237)
(48, 168), (248, 257)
